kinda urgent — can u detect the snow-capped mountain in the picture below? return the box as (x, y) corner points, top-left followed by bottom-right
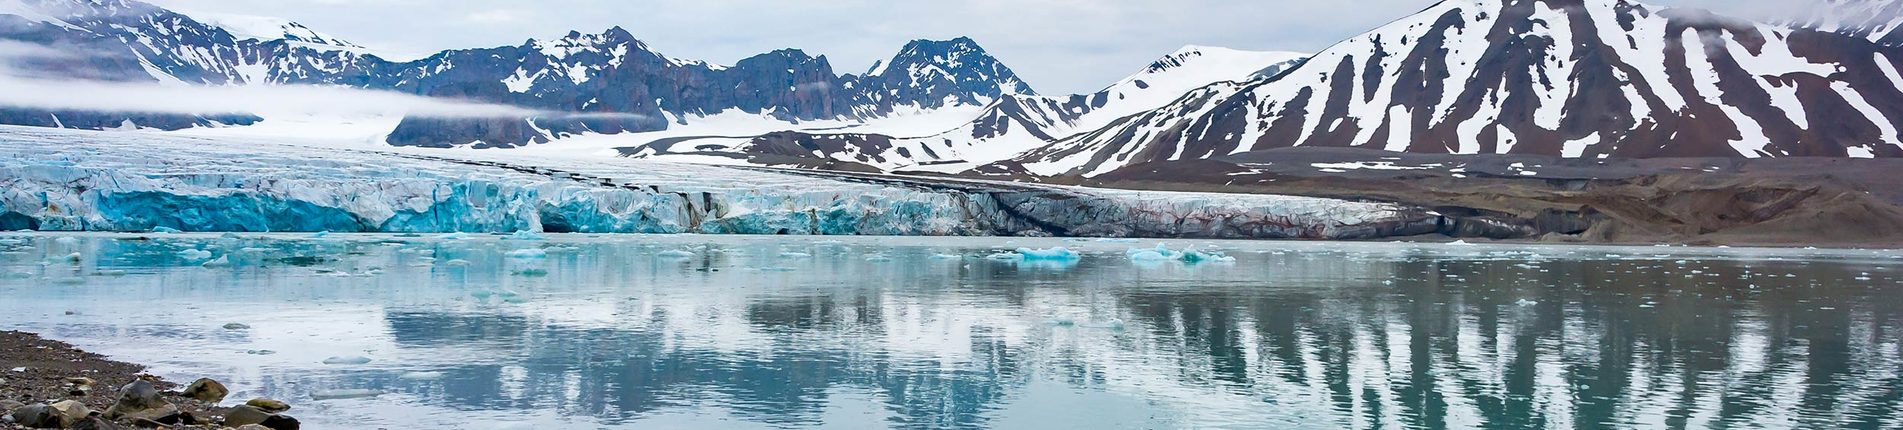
(1005, 0), (1903, 177)
(625, 46), (1306, 171)
(1798, 0), (1903, 46)
(855, 37), (1037, 112)
(0, 0), (1036, 147)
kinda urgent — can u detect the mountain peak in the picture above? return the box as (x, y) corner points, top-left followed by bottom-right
(862, 36), (1035, 106)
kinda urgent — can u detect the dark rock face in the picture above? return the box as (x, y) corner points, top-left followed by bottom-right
(853, 37), (1037, 112)
(1007, 0), (1903, 177)
(0, 1), (1032, 147)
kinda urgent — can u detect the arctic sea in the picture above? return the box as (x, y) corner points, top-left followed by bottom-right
(2, 233), (1901, 429)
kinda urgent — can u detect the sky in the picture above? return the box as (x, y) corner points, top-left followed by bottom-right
(143, 0), (1810, 95)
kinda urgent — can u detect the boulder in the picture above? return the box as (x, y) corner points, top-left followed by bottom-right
(70, 416), (123, 430)
(260, 414), (300, 430)
(116, 379), (163, 409)
(234, 425), (271, 430)
(9, 403), (53, 428)
(223, 405), (271, 427)
(116, 401), (178, 423)
(47, 399), (92, 427)
(244, 398), (290, 413)
(182, 378), (229, 403)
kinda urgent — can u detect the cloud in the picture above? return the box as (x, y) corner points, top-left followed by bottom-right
(0, 75), (546, 118)
(462, 9), (519, 24)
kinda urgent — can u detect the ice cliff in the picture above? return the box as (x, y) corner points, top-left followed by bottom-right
(0, 127), (1442, 239)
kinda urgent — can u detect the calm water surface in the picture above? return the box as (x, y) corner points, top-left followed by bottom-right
(1, 234), (1901, 429)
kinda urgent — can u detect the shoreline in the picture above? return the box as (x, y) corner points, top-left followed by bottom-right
(0, 331), (300, 430)
(4, 230), (1899, 252)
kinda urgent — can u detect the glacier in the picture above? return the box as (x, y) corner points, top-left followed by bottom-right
(0, 127), (1447, 239)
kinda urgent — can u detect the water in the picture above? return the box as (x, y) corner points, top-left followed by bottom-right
(1, 234), (1901, 429)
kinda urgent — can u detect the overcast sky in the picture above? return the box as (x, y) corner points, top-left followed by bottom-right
(144, 0), (1809, 95)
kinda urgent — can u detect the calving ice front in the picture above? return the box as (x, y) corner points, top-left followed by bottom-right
(2, 0), (1903, 429)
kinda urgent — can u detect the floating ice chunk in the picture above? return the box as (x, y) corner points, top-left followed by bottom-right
(1095, 238), (1141, 243)
(1516, 299), (1539, 306)
(505, 248), (547, 259)
(176, 249), (213, 260)
(929, 254), (961, 260)
(1125, 244), (1235, 263)
(322, 356), (372, 365)
(505, 231), (546, 241)
(53, 237), (78, 245)
(779, 252), (813, 258)
(437, 232), (469, 240)
(202, 255), (231, 267)
(445, 259), (471, 267)
(398, 371), (447, 381)
(1016, 247), (1081, 261)
(656, 250), (696, 259)
(311, 389), (382, 400)
(311, 231), (331, 238)
(1447, 240), (1474, 246)
(865, 254), (893, 262)
(151, 226), (182, 234)
(61, 252), (81, 263)
(985, 252), (1024, 261)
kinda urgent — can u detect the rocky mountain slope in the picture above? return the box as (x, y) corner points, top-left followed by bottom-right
(621, 46), (1307, 171)
(1002, 0), (1903, 177)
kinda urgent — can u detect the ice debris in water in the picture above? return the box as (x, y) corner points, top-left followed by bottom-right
(398, 371), (447, 381)
(930, 254), (961, 260)
(176, 249), (213, 260)
(506, 248), (547, 259)
(865, 254), (893, 262)
(445, 259), (471, 267)
(512, 268), (549, 277)
(151, 226), (181, 234)
(311, 389), (382, 400)
(311, 231), (331, 238)
(1447, 240), (1474, 246)
(322, 356), (372, 365)
(505, 231), (546, 241)
(1125, 244), (1236, 263)
(779, 252), (813, 258)
(437, 232), (469, 240)
(53, 237), (78, 245)
(989, 247), (1082, 261)
(656, 250), (696, 259)
(62, 252), (81, 262)
(201, 255), (231, 267)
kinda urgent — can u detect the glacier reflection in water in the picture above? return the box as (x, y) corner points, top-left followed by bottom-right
(1, 234), (1901, 429)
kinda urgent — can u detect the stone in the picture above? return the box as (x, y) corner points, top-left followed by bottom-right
(223, 405), (271, 427)
(9, 403), (53, 428)
(222, 323), (251, 330)
(115, 379), (163, 410)
(0, 399), (25, 414)
(260, 414), (300, 430)
(117, 401), (178, 423)
(244, 398), (290, 413)
(71, 416), (123, 430)
(234, 425), (271, 430)
(63, 376), (96, 386)
(182, 378), (229, 403)
(48, 399), (91, 427)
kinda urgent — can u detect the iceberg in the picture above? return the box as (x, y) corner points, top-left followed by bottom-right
(1126, 244), (1237, 263)
(0, 127), (1439, 239)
